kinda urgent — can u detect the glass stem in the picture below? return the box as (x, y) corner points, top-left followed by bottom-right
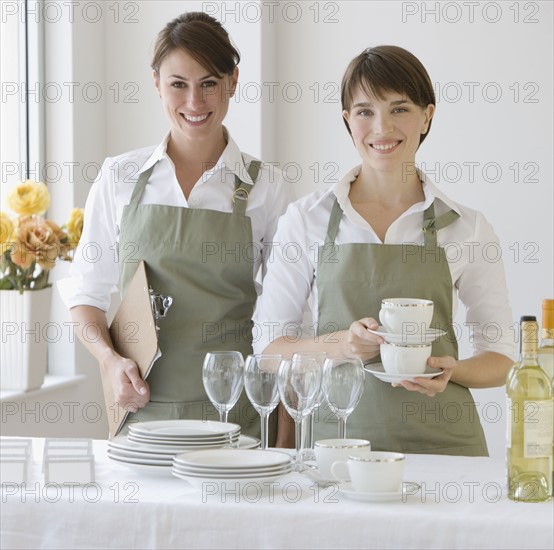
(338, 417), (347, 439)
(260, 412), (269, 450)
(295, 419), (304, 466)
(302, 412), (314, 450)
(221, 409), (228, 424)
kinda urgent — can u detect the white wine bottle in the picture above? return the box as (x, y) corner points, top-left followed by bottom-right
(506, 316), (553, 502)
(537, 299), (554, 487)
(539, 300), (554, 379)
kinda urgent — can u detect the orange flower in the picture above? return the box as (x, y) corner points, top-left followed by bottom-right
(11, 217), (69, 270)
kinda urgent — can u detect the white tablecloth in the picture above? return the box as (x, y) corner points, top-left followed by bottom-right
(1, 438), (552, 549)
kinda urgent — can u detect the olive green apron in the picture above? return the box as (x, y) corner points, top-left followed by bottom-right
(117, 160), (273, 442)
(313, 199), (488, 456)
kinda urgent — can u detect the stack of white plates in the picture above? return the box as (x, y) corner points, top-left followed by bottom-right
(172, 449), (293, 488)
(128, 419), (241, 447)
(107, 420), (259, 473)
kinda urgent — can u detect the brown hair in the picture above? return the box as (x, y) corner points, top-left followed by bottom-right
(151, 12), (240, 77)
(341, 46), (435, 145)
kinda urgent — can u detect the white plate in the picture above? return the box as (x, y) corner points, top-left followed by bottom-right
(107, 451), (173, 468)
(364, 363), (442, 384)
(129, 420), (240, 438)
(107, 446), (174, 461)
(172, 465), (292, 479)
(172, 469), (290, 489)
(368, 326), (446, 345)
(175, 449), (291, 470)
(109, 435), (183, 455)
(339, 482), (421, 502)
(127, 434), (238, 447)
(173, 460), (291, 476)
(109, 435), (259, 457)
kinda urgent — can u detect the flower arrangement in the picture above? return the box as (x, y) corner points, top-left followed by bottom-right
(0, 180), (84, 294)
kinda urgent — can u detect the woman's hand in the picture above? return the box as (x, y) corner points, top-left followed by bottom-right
(340, 317), (384, 361)
(396, 355), (456, 397)
(100, 348), (150, 412)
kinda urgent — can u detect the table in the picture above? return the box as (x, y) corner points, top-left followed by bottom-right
(1, 438), (552, 549)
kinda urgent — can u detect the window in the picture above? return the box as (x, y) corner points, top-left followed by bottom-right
(1, 0), (44, 204)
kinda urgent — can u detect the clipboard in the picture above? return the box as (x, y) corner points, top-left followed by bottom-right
(102, 261), (169, 438)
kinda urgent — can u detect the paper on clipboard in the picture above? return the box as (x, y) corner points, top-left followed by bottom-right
(102, 261), (163, 439)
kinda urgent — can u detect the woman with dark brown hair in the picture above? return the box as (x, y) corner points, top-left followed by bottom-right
(60, 12), (294, 437)
(255, 46), (516, 455)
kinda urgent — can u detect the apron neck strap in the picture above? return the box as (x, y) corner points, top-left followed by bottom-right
(129, 159), (263, 214)
(232, 159), (262, 216)
(325, 199), (344, 245)
(129, 163), (157, 205)
(324, 198), (460, 247)
(423, 201), (460, 247)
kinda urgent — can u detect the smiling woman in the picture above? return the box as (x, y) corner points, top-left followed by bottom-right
(255, 45), (517, 456)
(57, 11), (295, 439)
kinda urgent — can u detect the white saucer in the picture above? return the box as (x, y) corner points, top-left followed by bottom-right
(301, 463), (342, 485)
(364, 363), (442, 384)
(368, 326), (446, 345)
(339, 482), (420, 502)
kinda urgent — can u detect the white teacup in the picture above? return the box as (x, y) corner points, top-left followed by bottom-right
(379, 298), (433, 335)
(331, 451), (405, 493)
(380, 342), (432, 375)
(313, 439), (371, 479)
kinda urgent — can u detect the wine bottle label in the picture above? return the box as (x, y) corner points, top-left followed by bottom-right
(523, 400), (554, 458)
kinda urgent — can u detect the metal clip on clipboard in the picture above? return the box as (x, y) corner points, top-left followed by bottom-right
(149, 288), (173, 327)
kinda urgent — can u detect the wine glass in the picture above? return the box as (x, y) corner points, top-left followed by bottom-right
(292, 352), (326, 462)
(277, 357), (322, 471)
(322, 357), (364, 438)
(244, 354), (282, 450)
(202, 351), (244, 425)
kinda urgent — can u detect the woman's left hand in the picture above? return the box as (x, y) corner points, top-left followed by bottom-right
(396, 356), (457, 397)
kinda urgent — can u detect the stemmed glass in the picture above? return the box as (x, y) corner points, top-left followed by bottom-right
(322, 357), (365, 438)
(292, 352), (326, 462)
(277, 357), (322, 471)
(244, 354), (282, 450)
(202, 351), (244, 424)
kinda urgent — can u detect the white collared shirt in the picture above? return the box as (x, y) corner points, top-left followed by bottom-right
(58, 130), (295, 311)
(253, 166), (517, 360)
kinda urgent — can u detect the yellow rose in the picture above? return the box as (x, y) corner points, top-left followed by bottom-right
(0, 212), (15, 245)
(11, 217), (68, 270)
(7, 180), (51, 216)
(66, 207), (84, 245)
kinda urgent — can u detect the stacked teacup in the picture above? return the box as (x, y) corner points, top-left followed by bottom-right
(379, 298), (434, 375)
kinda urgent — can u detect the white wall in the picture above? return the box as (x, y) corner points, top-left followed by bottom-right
(5, 1), (551, 454)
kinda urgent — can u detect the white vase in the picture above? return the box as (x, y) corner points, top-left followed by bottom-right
(0, 287), (52, 391)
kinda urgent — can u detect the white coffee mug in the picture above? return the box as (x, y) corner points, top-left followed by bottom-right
(380, 342), (432, 375)
(379, 298), (433, 335)
(331, 451), (405, 493)
(314, 439), (370, 478)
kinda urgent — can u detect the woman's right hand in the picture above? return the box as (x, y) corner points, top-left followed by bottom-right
(100, 349), (150, 412)
(341, 317), (384, 362)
